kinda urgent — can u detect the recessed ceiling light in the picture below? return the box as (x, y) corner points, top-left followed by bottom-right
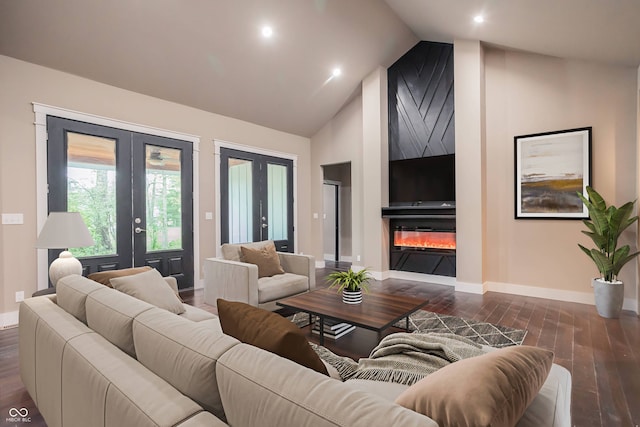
(331, 67), (342, 77)
(261, 26), (273, 38)
(473, 15), (484, 23)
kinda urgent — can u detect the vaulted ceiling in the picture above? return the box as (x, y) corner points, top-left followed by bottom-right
(1, 0), (638, 137)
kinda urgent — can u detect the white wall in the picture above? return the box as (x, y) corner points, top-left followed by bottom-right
(0, 55), (312, 326)
(483, 47), (638, 309)
(310, 95), (363, 268)
(454, 40), (486, 293)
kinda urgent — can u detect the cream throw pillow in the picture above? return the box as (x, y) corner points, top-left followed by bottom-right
(110, 268), (185, 315)
(394, 345), (553, 427)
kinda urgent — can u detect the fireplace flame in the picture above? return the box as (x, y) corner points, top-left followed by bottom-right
(394, 230), (456, 250)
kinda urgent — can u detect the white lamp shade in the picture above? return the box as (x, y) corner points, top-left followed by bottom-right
(36, 212), (95, 249)
(36, 212), (95, 286)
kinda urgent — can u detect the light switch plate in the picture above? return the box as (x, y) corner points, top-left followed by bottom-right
(2, 213), (24, 225)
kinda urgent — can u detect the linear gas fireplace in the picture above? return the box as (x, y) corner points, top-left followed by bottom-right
(394, 230), (456, 250)
(382, 204), (456, 277)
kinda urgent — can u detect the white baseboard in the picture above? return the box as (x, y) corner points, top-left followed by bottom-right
(454, 280), (487, 294)
(194, 279), (204, 290)
(485, 280), (638, 313)
(323, 253), (335, 261)
(315, 260), (326, 269)
(340, 256), (353, 262)
(1, 310), (19, 329)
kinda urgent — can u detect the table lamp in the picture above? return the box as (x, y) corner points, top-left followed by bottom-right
(36, 212), (95, 286)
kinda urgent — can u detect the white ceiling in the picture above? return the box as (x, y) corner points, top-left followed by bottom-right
(1, 1), (639, 138)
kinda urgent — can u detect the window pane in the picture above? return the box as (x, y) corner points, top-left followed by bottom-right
(228, 158), (253, 243)
(67, 132), (117, 257)
(267, 163), (287, 241)
(146, 145), (182, 251)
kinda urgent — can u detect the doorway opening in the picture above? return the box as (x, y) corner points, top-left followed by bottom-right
(322, 163), (352, 270)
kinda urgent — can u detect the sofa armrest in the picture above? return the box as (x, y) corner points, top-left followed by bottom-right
(203, 258), (259, 307)
(277, 253), (316, 290)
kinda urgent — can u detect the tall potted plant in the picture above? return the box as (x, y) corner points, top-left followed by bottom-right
(326, 268), (371, 304)
(578, 186), (639, 318)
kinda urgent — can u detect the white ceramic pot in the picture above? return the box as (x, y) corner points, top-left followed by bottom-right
(342, 289), (363, 304)
(593, 278), (624, 319)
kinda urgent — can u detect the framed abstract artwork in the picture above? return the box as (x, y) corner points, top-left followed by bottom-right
(514, 127), (591, 219)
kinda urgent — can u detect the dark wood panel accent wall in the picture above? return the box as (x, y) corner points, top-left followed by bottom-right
(388, 41), (455, 161)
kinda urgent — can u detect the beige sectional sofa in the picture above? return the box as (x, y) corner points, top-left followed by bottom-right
(20, 274), (571, 427)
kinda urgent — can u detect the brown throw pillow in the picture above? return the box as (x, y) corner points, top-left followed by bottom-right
(240, 242), (285, 278)
(88, 266), (152, 287)
(216, 299), (328, 376)
(394, 345), (554, 427)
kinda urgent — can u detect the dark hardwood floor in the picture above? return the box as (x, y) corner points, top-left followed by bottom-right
(1, 269), (639, 426)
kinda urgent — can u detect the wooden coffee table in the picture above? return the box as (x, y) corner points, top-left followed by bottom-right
(277, 288), (428, 346)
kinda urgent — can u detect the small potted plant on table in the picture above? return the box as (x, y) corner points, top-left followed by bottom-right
(578, 186), (639, 318)
(327, 268), (371, 304)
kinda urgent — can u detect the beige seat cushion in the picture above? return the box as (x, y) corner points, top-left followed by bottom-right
(217, 299), (328, 376)
(56, 274), (106, 323)
(85, 286), (154, 357)
(110, 268), (185, 315)
(62, 332), (203, 427)
(133, 308), (239, 420)
(241, 242), (285, 278)
(395, 345), (554, 427)
(258, 272), (308, 303)
(216, 343), (438, 427)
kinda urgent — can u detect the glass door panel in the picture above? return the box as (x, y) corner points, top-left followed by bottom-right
(267, 163), (287, 241)
(220, 147), (293, 252)
(228, 158), (254, 243)
(66, 133), (117, 257)
(48, 116), (194, 289)
(145, 145), (183, 251)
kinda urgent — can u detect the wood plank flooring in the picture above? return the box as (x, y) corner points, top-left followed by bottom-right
(1, 270), (638, 426)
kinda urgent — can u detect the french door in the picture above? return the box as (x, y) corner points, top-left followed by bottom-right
(47, 116), (194, 288)
(220, 147), (294, 252)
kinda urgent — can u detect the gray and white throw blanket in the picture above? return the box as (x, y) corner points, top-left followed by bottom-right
(313, 332), (486, 386)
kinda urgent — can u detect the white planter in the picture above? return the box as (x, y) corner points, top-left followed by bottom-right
(593, 278), (624, 319)
(342, 289), (363, 304)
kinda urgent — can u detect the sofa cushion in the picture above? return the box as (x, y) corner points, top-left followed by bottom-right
(19, 296), (94, 426)
(258, 272), (308, 303)
(216, 343), (439, 427)
(62, 332), (204, 427)
(88, 266), (152, 287)
(179, 303), (217, 322)
(56, 274), (105, 324)
(221, 240), (273, 262)
(394, 345), (554, 427)
(133, 308), (239, 420)
(85, 287), (154, 357)
(110, 268), (185, 314)
(217, 299), (328, 375)
(240, 242), (285, 278)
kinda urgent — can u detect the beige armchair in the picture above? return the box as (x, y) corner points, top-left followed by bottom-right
(204, 240), (315, 311)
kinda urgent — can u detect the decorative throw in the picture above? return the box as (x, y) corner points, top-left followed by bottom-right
(318, 332), (486, 385)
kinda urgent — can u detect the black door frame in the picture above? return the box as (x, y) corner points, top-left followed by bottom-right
(41, 110), (200, 290)
(219, 146), (295, 252)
